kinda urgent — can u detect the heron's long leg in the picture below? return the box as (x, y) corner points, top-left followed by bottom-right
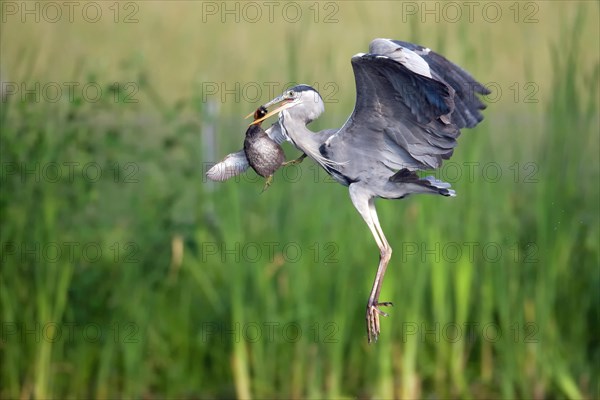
(363, 198), (394, 342)
(368, 198), (393, 303)
(349, 184), (393, 343)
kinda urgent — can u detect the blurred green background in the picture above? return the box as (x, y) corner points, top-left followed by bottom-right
(1, 1), (598, 399)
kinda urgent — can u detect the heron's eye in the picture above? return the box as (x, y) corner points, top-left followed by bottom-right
(287, 90), (294, 98)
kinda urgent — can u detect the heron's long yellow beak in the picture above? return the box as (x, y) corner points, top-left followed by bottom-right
(244, 93), (297, 125)
(250, 101), (297, 125)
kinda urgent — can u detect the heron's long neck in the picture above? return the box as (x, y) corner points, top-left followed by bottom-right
(280, 112), (329, 166)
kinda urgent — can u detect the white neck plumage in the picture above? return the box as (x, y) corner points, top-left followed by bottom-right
(279, 111), (340, 169)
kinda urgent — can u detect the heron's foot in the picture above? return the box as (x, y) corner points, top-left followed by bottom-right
(366, 301), (393, 343)
(282, 153), (307, 167)
(261, 175), (273, 193)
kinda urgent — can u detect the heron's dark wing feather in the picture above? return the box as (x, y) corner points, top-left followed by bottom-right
(388, 40), (490, 128)
(206, 150), (249, 181)
(328, 41), (488, 171)
(353, 54), (455, 125)
(330, 54), (460, 170)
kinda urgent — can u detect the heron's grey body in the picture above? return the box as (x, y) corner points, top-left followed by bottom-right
(206, 38), (490, 342)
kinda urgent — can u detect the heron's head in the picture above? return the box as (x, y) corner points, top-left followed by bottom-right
(250, 85), (325, 126)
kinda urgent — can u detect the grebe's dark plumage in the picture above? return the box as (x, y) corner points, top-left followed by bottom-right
(243, 106), (285, 191)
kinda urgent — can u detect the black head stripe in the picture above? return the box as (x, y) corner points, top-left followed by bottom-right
(292, 84), (322, 99)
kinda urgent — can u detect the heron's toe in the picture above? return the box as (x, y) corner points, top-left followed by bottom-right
(366, 306), (380, 343)
(366, 302), (393, 343)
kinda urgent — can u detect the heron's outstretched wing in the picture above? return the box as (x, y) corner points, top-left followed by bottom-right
(371, 39), (490, 128)
(327, 39), (489, 171)
(205, 122), (288, 182)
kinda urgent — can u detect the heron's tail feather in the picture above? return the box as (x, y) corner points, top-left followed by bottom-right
(423, 175), (456, 197)
(389, 169), (456, 197)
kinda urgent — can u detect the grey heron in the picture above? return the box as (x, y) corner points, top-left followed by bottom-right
(206, 38), (490, 342)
